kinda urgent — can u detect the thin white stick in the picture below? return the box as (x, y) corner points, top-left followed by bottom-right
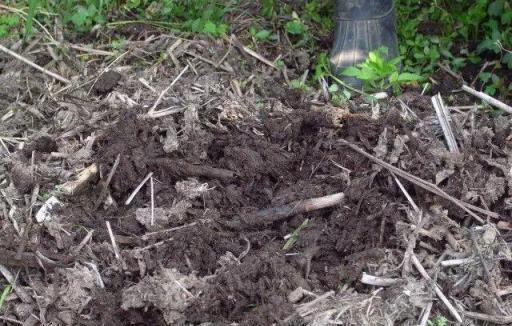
(83, 262), (105, 288)
(432, 94), (460, 153)
(0, 44), (70, 84)
(150, 176), (155, 226)
(105, 221), (121, 260)
(462, 84), (512, 114)
(138, 77), (156, 93)
(67, 44), (114, 56)
(240, 44), (277, 69)
(412, 254), (462, 323)
(440, 257), (474, 267)
(125, 172), (153, 205)
(360, 273), (403, 287)
(419, 302), (433, 326)
(393, 175), (420, 213)
(148, 65), (189, 115)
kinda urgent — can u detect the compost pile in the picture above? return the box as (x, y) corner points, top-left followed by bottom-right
(1, 31), (512, 326)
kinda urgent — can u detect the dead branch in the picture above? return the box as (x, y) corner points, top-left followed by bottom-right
(432, 94), (460, 153)
(225, 192), (345, 229)
(462, 84), (512, 114)
(360, 273), (404, 287)
(411, 254), (462, 323)
(339, 139), (499, 222)
(464, 311), (512, 324)
(0, 44), (71, 84)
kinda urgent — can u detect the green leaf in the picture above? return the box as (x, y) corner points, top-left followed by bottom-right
(341, 66), (361, 77)
(485, 85), (497, 95)
(254, 29), (271, 40)
(290, 79), (304, 89)
(328, 84), (339, 93)
(0, 285), (12, 311)
(282, 219), (309, 251)
(0, 26), (7, 38)
(478, 39), (500, 53)
(397, 72), (424, 82)
(70, 6), (91, 29)
(488, 0), (505, 17)
(503, 53), (512, 69)
(24, 0), (38, 40)
(285, 20), (305, 35)
(502, 11), (512, 24)
(480, 72), (493, 82)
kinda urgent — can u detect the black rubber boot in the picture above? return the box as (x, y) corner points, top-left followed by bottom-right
(330, 0), (399, 89)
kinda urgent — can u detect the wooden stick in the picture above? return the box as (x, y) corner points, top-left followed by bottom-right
(150, 176), (155, 226)
(106, 221), (121, 260)
(419, 302), (433, 326)
(412, 254), (462, 323)
(148, 65), (189, 115)
(0, 44), (70, 84)
(360, 273), (403, 287)
(227, 192), (345, 229)
(464, 311), (512, 324)
(432, 94), (460, 153)
(125, 172), (153, 205)
(462, 85), (512, 114)
(339, 139), (499, 222)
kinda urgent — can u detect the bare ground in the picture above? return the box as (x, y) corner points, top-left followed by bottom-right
(1, 23), (512, 326)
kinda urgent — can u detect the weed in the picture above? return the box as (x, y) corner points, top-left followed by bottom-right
(0, 284), (12, 311)
(3, 0), (232, 38)
(249, 25), (272, 42)
(24, 0), (38, 39)
(328, 84), (351, 106)
(341, 47), (424, 93)
(0, 14), (20, 38)
(283, 218), (309, 251)
(285, 11), (310, 46)
(313, 52), (330, 81)
(427, 316), (448, 326)
(396, 0), (512, 96)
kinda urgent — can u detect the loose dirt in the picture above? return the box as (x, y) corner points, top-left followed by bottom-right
(1, 23), (512, 326)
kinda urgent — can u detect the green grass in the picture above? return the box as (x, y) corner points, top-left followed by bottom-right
(396, 0), (512, 96)
(1, 0), (234, 38)
(1, 0), (510, 98)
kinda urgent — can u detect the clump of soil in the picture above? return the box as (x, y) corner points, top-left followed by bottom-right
(93, 70), (123, 94)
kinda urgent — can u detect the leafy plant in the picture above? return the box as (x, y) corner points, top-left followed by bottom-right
(427, 316), (448, 326)
(396, 0), (512, 96)
(0, 14), (20, 38)
(249, 25), (272, 42)
(24, 0), (39, 40)
(283, 219), (309, 251)
(342, 47), (424, 93)
(285, 12), (308, 36)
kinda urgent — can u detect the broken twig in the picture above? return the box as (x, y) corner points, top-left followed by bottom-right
(462, 84), (512, 114)
(360, 273), (403, 287)
(339, 139), (498, 222)
(0, 44), (71, 84)
(412, 254), (462, 323)
(226, 192), (345, 229)
(464, 311), (512, 325)
(432, 94), (460, 153)
(148, 65), (189, 116)
(125, 172), (153, 205)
